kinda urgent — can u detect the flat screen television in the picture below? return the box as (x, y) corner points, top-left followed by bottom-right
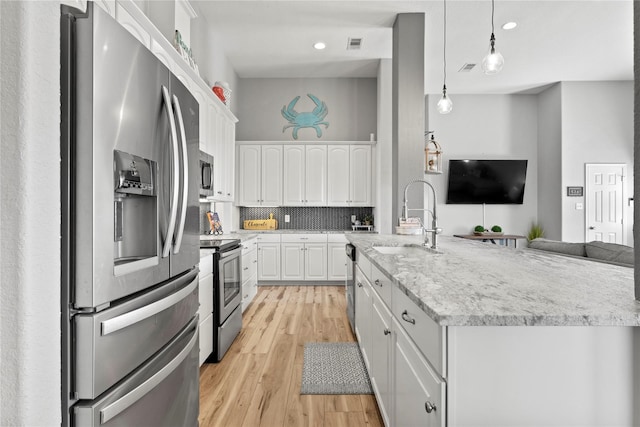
(446, 159), (528, 204)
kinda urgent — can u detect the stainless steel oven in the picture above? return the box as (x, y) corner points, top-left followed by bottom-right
(200, 238), (242, 362)
(199, 151), (214, 197)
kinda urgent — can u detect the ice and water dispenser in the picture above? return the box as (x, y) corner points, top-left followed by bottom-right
(113, 150), (158, 273)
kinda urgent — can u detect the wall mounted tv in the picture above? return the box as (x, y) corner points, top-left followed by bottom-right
(446, 159), (528, 204)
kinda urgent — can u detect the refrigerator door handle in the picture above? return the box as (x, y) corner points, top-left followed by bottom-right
(171, 93), (189, 254)
(100, 269), (198, 336)
(99, 320), (198, 424)
(161, 85), (180, 259)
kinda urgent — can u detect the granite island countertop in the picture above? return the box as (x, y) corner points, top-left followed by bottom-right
(347, 234), (640, 327)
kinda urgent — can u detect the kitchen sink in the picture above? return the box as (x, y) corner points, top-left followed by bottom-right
(372, 244), (441, 255)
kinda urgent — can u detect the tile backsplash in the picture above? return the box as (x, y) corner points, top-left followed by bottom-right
(239, 207), (374, 231)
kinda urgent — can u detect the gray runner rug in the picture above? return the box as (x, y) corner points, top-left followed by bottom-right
(300, 342), (373, 395)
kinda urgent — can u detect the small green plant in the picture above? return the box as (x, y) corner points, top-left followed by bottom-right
(363, 214), (373, 225)
(474, 225), (486, 233)
(491, 225), (502, 233)
(527, 224), (544, 241)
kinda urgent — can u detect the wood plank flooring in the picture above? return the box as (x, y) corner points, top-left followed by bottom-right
(199, 286), (384, 427)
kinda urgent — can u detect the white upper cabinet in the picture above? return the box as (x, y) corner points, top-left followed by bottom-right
(283, 145), (327, 206)
(236, 145), (282, 206)
(327, 144), (372, 206)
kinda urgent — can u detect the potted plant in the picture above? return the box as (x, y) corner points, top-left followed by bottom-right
(363, 214), (373, 226)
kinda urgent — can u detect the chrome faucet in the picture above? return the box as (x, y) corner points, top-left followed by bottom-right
(400, 179), (443, 249)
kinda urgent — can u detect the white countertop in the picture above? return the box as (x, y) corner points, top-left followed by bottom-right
(347, 234), (640, 327)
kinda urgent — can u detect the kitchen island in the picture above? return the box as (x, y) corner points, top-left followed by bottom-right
(347, 234), (640, 427)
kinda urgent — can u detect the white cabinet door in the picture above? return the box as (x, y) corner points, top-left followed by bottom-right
(283, 145), (305, 206)
(305, 145), (327, 205)
(370, 288), (392, 427)
(327, 145), (350, 206)
(304, 243), (327, 280)
(257, 243), (280, 280)
(193, 89), (208, 153)
(350, 145), (372, 206)
(237, 145), (261, 205)
(327, 242), (347, 281)
(394, 318), (445, 427)
(261, 145), (283, 205)
(281, 243), (304, 281)
(355, 268), (372, 373)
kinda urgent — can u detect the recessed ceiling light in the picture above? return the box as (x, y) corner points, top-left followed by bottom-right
(313, 42), (326, 50)
(502, 22), (517, 30)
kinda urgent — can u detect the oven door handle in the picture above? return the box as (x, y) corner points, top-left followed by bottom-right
(220, 247), (242, 259)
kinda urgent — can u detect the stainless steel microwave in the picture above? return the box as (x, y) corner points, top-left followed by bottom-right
(199, 151), (214, 197)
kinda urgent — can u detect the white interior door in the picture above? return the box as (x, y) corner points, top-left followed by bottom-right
(585, 164), (626, 243)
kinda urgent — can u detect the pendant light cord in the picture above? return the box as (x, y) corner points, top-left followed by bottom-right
(491, 0), (495, 34)
(443, 0), (447, 89)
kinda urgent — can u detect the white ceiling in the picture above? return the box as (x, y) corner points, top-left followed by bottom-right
(194, 0), (633, 95)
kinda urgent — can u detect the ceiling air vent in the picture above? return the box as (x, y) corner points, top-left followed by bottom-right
(347, 37), (363, 50)
(458, 63), (476, 72)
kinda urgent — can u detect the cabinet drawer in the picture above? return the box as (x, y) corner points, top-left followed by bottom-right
(199, 253), (213, 277)
(327, 233), (348, 243)
(241, 238), (257, 256)
(242, 250), (258, 281)
(256, 233), (281, 243)
(356, 250), (372, 278)
(394, 317), (446, 427)
(371, 264), (392, 308)
(281, 233), (327, 243)
(392, 285), (446, 378)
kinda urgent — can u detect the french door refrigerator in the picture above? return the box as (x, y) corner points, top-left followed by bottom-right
(61, 3), (200, 426)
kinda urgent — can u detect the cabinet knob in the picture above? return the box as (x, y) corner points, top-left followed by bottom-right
(357, 282), (363, 288)
(425, 401), (437, 413)
(374, 279), (382, 287)
(401, 310), (416, 325)
(383, 328), (391, 336)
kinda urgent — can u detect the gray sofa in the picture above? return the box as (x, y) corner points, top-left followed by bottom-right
(528, 238), (634, 268)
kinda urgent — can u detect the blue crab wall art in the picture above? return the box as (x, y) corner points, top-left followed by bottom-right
(281, 93), (329, 140)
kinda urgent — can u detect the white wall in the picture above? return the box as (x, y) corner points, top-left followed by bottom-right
(427, 94), (539, 237)
(537, 84), (563, 240)
(0, 2), (61, 425)
(560, 81), (634, 245)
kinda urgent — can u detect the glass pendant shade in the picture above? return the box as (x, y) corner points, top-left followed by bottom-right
(482, 33), (504, 75)
(437, 90), (453, 114)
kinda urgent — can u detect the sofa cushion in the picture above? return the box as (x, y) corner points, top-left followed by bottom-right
(528, 238), (587, 257)
(584, 241), (634, 266)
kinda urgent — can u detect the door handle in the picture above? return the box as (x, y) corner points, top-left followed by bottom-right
(161, 86), (179, 259)
(589, 226), (595, 230)
(171, 94), (189, 254)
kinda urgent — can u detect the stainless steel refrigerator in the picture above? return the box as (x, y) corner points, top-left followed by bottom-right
(61, 3), (200, 426)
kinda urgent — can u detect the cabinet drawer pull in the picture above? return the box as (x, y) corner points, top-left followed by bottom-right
(357, 282), (363, 288)
(401, 310), (416, 325)
(374, 279), (382, 287)
(383, 328), (391, 336)
(425, 401), (437, 413)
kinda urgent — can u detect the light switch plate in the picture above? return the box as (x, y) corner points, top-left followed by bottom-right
(285, 214), (290, 222)
(575, 203), (583, 210)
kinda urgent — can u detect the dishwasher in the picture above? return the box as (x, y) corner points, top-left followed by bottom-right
(345, 243), (356, 335)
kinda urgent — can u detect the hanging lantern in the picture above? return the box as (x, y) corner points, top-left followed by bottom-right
(425, 132), (443, 174)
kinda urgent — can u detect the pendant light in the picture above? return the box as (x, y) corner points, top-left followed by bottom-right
(437, 0), (453, 114)
(482, 0), (504, 74)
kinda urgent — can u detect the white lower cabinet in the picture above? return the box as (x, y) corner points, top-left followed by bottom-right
(327, 234), (348, 280)
(241, 237), (258, 311)
(198, 252), (214, 366)
(257, 234), (281, 281)
(281, 234), (327, 281)
(355, 253), (446, 427)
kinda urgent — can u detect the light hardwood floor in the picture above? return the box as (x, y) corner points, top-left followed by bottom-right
(199, 285), (384, 427)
